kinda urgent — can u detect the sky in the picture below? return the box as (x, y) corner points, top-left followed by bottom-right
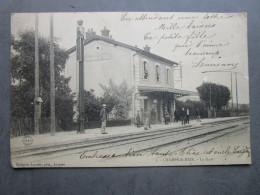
(11, 12), (250, 104)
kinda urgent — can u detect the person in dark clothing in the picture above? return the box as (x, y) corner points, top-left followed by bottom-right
(136, 111), (141, 127)
(196, 108), (201, 122)
(151, 108), (156, 124)
(164, 107), (170, 125)
(180, 107), (186, 125)
(177, 111), (180, 122)
(186, 108), (190, 124)
(174, 109), (178, 122)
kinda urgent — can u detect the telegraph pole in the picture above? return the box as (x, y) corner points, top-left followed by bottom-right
(209, 82), (212, 109)
(34, 14), (41, 135)
(76, 20), (85, 134)
(50, 13), (55, 136)
(235, 72), (239, 116)
(231, 72), (233, 116)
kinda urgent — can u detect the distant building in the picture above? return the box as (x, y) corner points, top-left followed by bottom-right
(65, 27), (197, 123)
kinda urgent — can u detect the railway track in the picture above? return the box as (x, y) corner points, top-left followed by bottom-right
(11, 117), (250, 163)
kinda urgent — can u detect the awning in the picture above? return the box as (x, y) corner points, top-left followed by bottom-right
(138, 85), (198, 96)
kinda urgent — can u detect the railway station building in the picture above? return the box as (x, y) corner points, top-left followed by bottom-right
(65, 27), (197, 124)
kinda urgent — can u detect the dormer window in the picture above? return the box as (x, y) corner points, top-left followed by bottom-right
(143, 61), (149, 79)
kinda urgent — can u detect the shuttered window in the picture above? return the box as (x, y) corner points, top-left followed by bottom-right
(166, 68), (170, 84)
(156, 65), (160, 82)
(143, 61), (149, 79)
(170, 68), (173, 85)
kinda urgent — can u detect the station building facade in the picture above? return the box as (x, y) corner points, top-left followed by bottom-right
(65, 27), (197, 124)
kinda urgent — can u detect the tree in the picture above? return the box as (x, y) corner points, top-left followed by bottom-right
(100, 79), (133, 119)
(10, 30), (75, 130)
(84, 89), (102, 121)
(240, 104), (250, 113)
(196, 82), (231, 109)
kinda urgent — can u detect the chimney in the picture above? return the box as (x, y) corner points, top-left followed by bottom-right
(143, 45), (151, 52)
(85, 28), (96, 39)
(101, 27), (110, 38)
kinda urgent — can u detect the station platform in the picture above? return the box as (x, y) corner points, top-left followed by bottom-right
(10, 117), (242, 150)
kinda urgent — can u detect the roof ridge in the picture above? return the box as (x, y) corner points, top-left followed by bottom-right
(66, 35), (178, 65)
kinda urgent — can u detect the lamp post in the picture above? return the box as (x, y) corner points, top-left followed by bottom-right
(76, 20), (85, 134)
(34, 14), (41, 135)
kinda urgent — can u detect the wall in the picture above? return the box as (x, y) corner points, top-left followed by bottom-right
(65, 39), (133, 97)
(137, 54), (174, 88)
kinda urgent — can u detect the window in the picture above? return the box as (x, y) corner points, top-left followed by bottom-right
(166, 68), (170, 84)
(156, 65), (160, 82)
(143, 61), (148, 79)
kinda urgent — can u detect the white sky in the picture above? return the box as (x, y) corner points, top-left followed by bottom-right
(11, 12), (250, 104)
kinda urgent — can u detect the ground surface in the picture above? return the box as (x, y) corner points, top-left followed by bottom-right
(11, 117), (251, 167)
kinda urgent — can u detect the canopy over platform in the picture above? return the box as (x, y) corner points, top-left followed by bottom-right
(138, 85), (198, 97)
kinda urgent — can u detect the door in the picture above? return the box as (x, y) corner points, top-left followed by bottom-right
(157, 99), (161, 123)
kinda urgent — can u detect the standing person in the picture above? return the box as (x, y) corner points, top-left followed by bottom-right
(186, 108), (190, 124)
(136, 111), (141, 127)
(148, 110), (151, 129)
(213, 108), (216, 119)
(177, 110), (180, 122)
(151, 108), (156, 124)
(164, 107), (170, 125)
(144, 112), (149, 130)
(100, 104), (107, 134)
(180, 107), (186, 125)
(196, 108), (201, 122)
(174, 109), (178, 122)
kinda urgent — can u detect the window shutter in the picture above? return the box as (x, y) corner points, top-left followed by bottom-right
(159, 66), (161, 82)
(140, 62), (143, 79)
(147, 62), (149, 80)
(165, 67), (168, 84)
(154, 65), (157, 82)
(170, 68), (173, 85)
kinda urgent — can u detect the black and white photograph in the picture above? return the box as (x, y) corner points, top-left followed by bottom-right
(10, 12), (250, 167)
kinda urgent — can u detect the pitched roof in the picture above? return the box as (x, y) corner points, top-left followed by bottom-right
(66, 35), (178, 66)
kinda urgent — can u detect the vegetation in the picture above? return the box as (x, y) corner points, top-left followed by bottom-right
(83, 89), (102, 122)
(10, 30), (75, 130)
(99, 79), (133, 120)
(196, 82), (231, 109)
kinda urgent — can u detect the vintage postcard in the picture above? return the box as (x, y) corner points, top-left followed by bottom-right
(10, 12), (250, 167)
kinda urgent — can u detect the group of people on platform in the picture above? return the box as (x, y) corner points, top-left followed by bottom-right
(98, 103), (202, 134)
(173, 107), (201, 125)
(135, 107), (202, 130)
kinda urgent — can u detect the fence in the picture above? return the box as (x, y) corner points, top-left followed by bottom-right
(10, 117), (62, 137)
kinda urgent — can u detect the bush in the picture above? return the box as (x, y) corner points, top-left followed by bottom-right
(216, 110), (231, 117)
